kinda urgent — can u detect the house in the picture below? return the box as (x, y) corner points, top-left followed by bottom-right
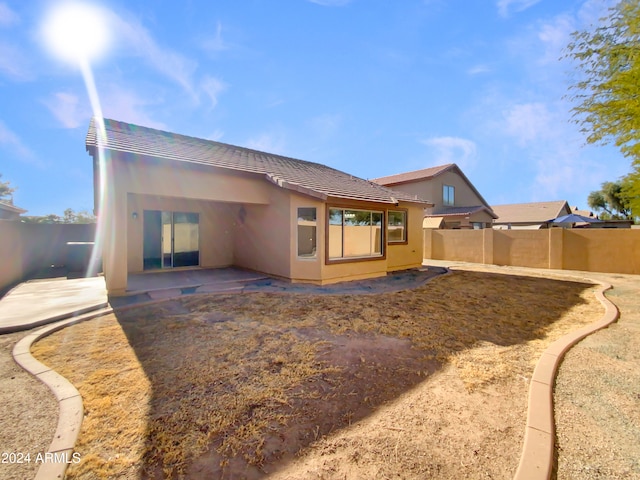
(371, 163), (497, 229)
(492, 200), (571, 229)
(86, 118), (432, 295)
(570, 206), (632, 228)
(0, 200), (26, 221)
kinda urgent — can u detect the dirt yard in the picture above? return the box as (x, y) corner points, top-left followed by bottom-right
(31, 270), (603, 479)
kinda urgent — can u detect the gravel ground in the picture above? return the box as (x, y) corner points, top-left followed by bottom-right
(554, 273), (640, 479)
(0, 330), (57, 480)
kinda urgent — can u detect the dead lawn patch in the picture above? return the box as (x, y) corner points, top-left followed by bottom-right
(31, 270), (603, 479)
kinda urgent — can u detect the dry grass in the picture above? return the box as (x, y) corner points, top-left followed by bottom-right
(31, 270), (602, 479)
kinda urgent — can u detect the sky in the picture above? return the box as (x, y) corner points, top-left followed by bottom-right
(0, 0), (631, 216)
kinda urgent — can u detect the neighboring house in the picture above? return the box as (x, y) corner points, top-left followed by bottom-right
(0, 200), (26, 220)
(371, 163), (497, 229)
(492, 200), (571, 229)
(571, 206), (597, 218)
(86, 118), (432, 295)
(571, 206), (632, 228)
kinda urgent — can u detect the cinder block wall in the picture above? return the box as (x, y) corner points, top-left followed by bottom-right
(0, 222), (97, 294)
(0, 220), (24, 294)
(424, 228), (640, 275)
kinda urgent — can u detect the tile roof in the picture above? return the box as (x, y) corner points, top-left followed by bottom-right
(0, 200), (26, 214)
(571, 206), (597, 218)
(492, 201), (571, 224)
(370, 164), (454, 186)
(431, 205), (495, 217)
(86, 118), (431, 206)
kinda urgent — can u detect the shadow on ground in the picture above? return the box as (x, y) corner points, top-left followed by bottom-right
(32, 270), (596, 479)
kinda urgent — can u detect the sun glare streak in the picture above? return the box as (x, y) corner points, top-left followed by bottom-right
(41, 2), (111, 279)
(80, 60), (108, 279)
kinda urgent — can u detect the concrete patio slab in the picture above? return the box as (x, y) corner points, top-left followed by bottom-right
(126, 267), (269, 294)
(0, 276), (108, 333)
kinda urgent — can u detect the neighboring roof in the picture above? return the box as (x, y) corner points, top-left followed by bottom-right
(371, 164), (454, 186)
(431, 205), (497, 218)
(571, 206), (597, 218)
(371, 163), (494, 214)
(492, 201), (571, 224)
(0, 200), (26, 214)
(86, 118), (431, 206)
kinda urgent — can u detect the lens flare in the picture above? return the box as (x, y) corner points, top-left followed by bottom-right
(41, 1), (111, 280)
(42, 1), (110, 65)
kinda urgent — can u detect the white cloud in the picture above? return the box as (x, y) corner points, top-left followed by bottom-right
(0, 120), (38, 163)
(43, 92), (88, 129)
(537, 14), (575, 65)
(467, 64), (491, 75)
(200, 75), (227, 109)
(307, 113), (342, 138)
(207, 129), (225, 142)
(0, 42), (31, 80)
(577, 0), (617, 27)
(201, 21), (228, 53)
(308, 0), (352, 6)
(246, 131), (287, 155)
(99, 86), (167, 130)
(0, 2), (18, 27)
(421, 136), (477, 170)
(497, 0), (541, 18)
(108, 10), (198, 97)
(502, 102), (553, 146)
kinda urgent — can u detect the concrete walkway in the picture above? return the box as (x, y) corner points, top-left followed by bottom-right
(0, 277), (108, 334)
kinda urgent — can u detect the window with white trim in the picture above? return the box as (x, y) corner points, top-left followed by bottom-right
(297, 207), (317, 258)
(387, 210), (407, 243)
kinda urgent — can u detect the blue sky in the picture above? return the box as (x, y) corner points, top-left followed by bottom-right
(0, 0), (629, 216)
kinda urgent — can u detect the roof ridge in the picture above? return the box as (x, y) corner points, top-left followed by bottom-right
(100, 117), (334, 171)
(86, 117), (433, 206)
(371, 163), (455, 182)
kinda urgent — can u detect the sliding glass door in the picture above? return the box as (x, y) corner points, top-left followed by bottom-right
(144, 210), (199, 270)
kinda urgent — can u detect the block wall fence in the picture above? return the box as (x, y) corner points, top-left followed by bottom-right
(0, 221), (97, 294)
(423, 228), (640, 275)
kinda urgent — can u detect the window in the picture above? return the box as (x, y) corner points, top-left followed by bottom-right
(472, 222), (484, 230)
(328, 208), (384, 260)
(443, 185), (455, 206)
(297, 207), (317, 258)
(387, 210), (407, 243)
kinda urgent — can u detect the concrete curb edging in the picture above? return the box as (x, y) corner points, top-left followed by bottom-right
(12, 307), (113, 480)
(513, 281), (620, 480)
(0, 302), (109, 334)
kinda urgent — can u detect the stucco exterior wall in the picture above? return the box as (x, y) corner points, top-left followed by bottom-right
(389, 170), (486, 210)
(319, 200), (425, 284)
(386, 203), (425, 271)
(126, 194), (235, 273)
(424, 228), (640, 274)
(98, 152), (428, 293)
(289, 195), (324, 283)
(232, 185), (292, 280)
(101, 154), (275, 293)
